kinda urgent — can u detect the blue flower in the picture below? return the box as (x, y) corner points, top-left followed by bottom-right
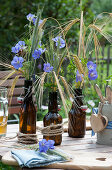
(32, 49), (41, 59)
(11, 56), (24, 69)
(52, 36), (65, 48)
(11, 45), (21, 53)
(32, 18), (43, 26)
(76, 70), (84, 82)
(39, 48), (46, 53)
(26, 13), (35, 21)
(87, 61), (97, 71)
(39, 139), (49, 153)
(17, 41), (25, 49)
(43, 63), (53, 73)
(88, 70), (98, 80)
(47, 140), (55, 149)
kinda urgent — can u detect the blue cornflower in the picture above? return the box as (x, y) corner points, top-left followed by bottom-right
(76, 70), (84, 82)
(26, 13), (35, 21)
(43, 63), (53, 73)
(52, 36), (65, 48)
(47, 140), (55, 149)
(88, 70), (98, 80)
(32, 49), (41, 59)
(39, 139), (49, 153)
(17, 41), (25, 49)
(11, 45), (21, 54)
(87, 61), (97, 71)
(11, 56), (24, 70)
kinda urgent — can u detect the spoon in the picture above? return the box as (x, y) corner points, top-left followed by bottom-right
(94, 84), (106, 103)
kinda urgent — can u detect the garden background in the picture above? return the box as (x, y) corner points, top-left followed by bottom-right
(0, 1), (112, 169)
(0, 0), (112, 119)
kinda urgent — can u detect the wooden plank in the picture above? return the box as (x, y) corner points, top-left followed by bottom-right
(0, 70), (23, 79)
(2, 140), (112, 169)
(8, 106), (20, 114)
(0, 78), (24, 87)
(7, 87), (24, 96)
(8, 96), (24, 106)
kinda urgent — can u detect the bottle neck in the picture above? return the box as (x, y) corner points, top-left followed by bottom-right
(24, 80), (33, 100)
(0, 87), (7, 98)
(73, 88), (83, 106)
(48, 92), (58, 113)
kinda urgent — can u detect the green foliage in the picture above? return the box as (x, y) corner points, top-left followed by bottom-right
(0, 162), (16, 170)
(37, 109), (48, 120)
(0, 0), (94, 60)
(90, 0), (112, 15)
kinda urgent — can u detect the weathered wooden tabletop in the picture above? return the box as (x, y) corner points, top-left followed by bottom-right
(1, 121), (112, 170)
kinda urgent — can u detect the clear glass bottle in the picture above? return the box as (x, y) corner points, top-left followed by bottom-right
(19, 80), (36, 134)
(68, 88), (86, 137)
(43, 92), (62, 145)
(0, 87), (8, 136)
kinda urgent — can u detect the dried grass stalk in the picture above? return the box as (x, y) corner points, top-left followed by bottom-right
(39, 18), (47, 29)
(73, 55), (84, 76)
(53, 71), (68, 117)
(78, 11), (83, 57)
(60, 76), (73, 99)
(0, 70), (17, 86)
(63, 19), (80, 35)
(9, 75), (20, 105)
(89, 24), (102, 33)
(38, 72), (47, 108)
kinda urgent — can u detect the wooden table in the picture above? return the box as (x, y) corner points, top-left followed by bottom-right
(1, 121), (112, 170)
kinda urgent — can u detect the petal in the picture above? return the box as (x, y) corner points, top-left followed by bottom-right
(19, 57), (24, 63)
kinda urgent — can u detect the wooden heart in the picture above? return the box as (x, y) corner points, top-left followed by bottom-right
(90, 114), (108, 133)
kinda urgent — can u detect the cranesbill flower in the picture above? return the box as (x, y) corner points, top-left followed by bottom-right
(43, 63), (53, 73)
(88, 70), (98, 80)
(76, 70), (84, 82)
(39, 139), (49, 153)
(47, 140), (55, 149)
(11, 45), (21, 53)
(26, 13), (35, 21)
(17, 41), (25, 49)
(33, 18), (43, 26)
(52, 36), (65, 48)
(39, 48), (46, 53)
(11, 56), (24, 69)
(87, 61), (97, 71)
(32, 49), (41, 59)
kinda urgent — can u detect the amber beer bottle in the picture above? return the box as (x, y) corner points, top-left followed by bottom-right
(19, 80), (36, 134)
(43, 92), (62, 145)
(68, 89), (86, 137)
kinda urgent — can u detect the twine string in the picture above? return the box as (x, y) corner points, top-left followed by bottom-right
(38, 123), (64, 136)
(17, 132), (38, 144)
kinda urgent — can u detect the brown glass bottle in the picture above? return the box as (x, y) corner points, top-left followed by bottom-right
(68, 88), (86, 138)
(19, 80), (36, 134)
(43, 92), (62, 145)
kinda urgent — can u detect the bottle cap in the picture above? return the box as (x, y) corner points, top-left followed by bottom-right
(17, 97), (24, 104)
(81, 105), (88, 111)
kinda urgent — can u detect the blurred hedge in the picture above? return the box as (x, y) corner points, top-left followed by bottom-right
(0, 0), (112, 60)
(0, 0), (94, 60)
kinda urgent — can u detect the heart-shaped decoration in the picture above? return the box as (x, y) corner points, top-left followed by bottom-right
(90, 114), (108, 133)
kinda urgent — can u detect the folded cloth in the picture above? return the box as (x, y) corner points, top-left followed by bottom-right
(11, 149), (69, 168)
